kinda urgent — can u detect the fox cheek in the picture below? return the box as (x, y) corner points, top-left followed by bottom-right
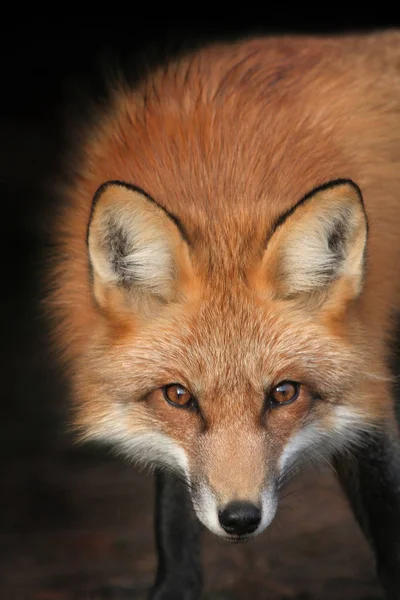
(75, 398), (191, 476)
(130, 432), (191, 475)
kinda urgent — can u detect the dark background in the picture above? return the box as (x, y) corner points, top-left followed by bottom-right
(1, 14), (399, 600)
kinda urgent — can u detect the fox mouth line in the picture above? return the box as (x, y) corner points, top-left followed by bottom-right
(220, 533), (254, 545)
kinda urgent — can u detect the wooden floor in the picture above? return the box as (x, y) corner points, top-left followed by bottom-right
(1, 445), (383, 600)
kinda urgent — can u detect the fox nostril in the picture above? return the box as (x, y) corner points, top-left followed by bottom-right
(218, 501), (261, 536)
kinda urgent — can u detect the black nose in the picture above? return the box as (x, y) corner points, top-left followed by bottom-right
(218, 501), (261, 536)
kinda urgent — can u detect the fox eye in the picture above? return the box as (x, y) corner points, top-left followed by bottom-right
(162, 384), (197, 410)
(268, 381), (300, 407)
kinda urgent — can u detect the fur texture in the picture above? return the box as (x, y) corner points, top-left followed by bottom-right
(46, 31), (400, 537)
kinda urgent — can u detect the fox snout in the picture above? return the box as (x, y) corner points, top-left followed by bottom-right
(196, 493), (278, 540)
(191, 475), (278, 540)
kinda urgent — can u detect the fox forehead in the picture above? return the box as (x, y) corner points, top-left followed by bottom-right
(83, 39), (372, 225)
(103, 291), (360, 399)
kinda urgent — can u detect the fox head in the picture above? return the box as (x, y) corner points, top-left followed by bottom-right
(67, 176), (382, 539)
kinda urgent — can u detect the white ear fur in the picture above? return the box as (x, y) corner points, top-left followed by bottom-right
(265, 180), (368, 300)
(88, 182), (188, 303)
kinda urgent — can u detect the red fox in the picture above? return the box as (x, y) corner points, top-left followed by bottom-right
(47, 31), (400, 598)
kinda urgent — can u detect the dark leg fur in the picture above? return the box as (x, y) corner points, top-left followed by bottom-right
(334, 313), (400, 599)
(149, 470), (202, 600)
(334, 428), (400, 600)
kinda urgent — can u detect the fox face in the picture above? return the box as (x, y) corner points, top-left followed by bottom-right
(68, 177), (383, 539)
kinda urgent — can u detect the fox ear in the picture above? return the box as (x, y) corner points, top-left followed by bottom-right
(264, 180), (368, 305)
(87, 181), (191, 310)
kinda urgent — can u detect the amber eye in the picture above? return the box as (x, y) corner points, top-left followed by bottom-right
(269, 381), (300, 407)
(162, 384), (197, 410)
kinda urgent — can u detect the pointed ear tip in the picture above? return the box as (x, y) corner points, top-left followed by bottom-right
(87, 181), (146, 244)
(342, 182), (368, 230)
(316, 180), (367, 231)
(91, 180), (124, 209)
(328, 179), (364, 207)
(90, 180), (136, 214)
(87, 181), (119, 242)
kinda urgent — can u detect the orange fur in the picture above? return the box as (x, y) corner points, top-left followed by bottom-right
(46, 30), (400, 531)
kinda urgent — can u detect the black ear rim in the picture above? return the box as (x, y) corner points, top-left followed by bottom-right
(86, 180), (191, 247)
(265, 178), (369, 248)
